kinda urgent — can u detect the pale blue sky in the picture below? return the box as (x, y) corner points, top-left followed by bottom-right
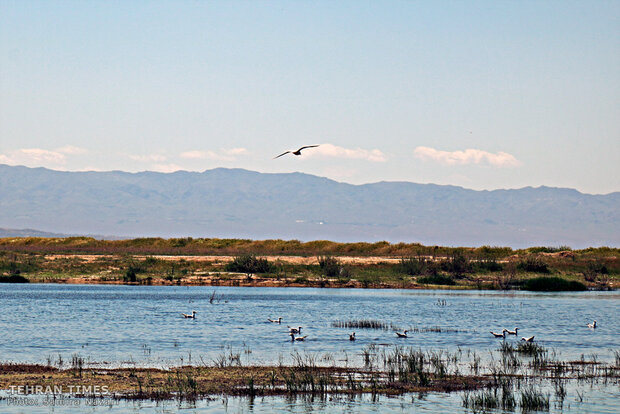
(1, 1), (618, 194)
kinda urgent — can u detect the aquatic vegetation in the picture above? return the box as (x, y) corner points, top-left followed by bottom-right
(1, 344), (618, 405)
(520, 386), (550, 411)
(462, 389), (499, 410)
(499, 341), (547, 357)
(332, 320), (399, 331)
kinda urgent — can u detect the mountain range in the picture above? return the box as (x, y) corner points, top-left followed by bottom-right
(1, 164), (618, 248)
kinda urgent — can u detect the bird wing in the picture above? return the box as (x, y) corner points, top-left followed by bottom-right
(273, 151), (291, 159)
(297, 145), (319, 152)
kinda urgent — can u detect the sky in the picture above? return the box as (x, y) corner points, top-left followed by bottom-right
(0, 1), (618, 194)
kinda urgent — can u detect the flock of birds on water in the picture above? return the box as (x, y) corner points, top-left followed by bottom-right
(490, 320), (597, 342)
(182, 310), (599, 344)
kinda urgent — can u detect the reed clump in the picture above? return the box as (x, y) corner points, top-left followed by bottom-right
(332, 320), (399, 331)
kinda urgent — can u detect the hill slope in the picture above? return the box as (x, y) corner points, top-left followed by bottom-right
(0, 164), (618, 248)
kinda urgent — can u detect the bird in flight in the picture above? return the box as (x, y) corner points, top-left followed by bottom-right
(273, 145), (319, 159)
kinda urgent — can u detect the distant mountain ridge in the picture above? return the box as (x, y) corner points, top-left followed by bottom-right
(0, 164), (618, 248)
(0, 227), (122, 240)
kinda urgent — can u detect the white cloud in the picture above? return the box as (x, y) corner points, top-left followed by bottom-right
(179, 150), (217, 159)
(152, 163), (185, 173)
(56, 145), (88, 155)
(222, 147), (248, 156)
(127, 154), (167, 163)
(0, 145), (89, 168)
(180, 148), (248, 161)
(307, 143), (387, 162)
(413, 146), (521, 167)
(0, 154), (13, 164)
(0, 148), (66, 165)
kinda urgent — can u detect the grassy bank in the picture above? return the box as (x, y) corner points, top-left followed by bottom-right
(0, 237), (618, 290)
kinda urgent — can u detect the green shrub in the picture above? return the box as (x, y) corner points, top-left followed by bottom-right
(399, 257), (437, 276)
(318, 256), (342, 277)
(225, 255), (274, 274)
(124, 264), (141, 282)
(527, 246), (571, 254)
(0, 274), (30, 283)
(522, 277), (586, 291)
(440, 251), (471, 276)
(517, 257), (550, 273)
(339, 265), (352, 279)
(474, 259), (504, 272)
(418, 274), (455, 285)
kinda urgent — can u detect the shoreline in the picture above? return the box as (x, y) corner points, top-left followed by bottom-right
(10, 273), (616, 291)
(2, 250), (617, 291)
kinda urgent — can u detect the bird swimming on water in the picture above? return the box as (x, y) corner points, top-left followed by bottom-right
(290, 333), (307, 341)
(349, 332), (356, 341)
(181, 311), (197, 319)
(396, 330), (408, 338)
(521, 335), (535, 342)
(491, 330), (506, 338)
(273, 145), (319, 159)
(587, 320), (597, 329)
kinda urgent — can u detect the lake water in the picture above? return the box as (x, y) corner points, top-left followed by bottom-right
(1, 284), (618, 413)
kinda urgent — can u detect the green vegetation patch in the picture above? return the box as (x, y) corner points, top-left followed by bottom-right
(522, 276), (586, 291)
(225, 255), (274, 274)
(0, 274), (29, 283)
(417, 274), (455, 286)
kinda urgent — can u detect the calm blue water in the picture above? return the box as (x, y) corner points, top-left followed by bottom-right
(0, 284), (618, 413)
(1, 285), (618, 366)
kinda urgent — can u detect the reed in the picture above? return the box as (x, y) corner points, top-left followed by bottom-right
(520, 386), (550, 411)
(332, 319), (400, 331)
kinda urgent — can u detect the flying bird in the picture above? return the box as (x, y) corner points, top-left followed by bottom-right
(273, 145), (319, 159)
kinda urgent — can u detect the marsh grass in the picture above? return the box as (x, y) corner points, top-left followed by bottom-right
(332, 320), (399, 331)
(3, 345), (619, 403)
(499, 341), (548, 358)
(520, 386), (550, 411)
(71, 354), (84, 378)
